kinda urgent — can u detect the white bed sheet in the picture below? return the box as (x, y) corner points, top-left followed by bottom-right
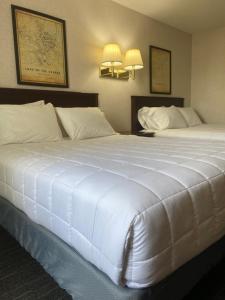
(1, 135), (225, 289)
(154, 123), (225, 140)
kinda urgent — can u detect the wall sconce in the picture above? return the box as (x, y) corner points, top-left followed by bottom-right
(124, 49), (144, 80)
(99, 44), (144, 80)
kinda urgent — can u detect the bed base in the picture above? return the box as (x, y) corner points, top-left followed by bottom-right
(1, 196), (225, 300)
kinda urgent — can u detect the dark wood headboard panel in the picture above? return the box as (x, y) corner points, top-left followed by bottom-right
(131, 96), (184, 133)
(0, 88), (98, 107)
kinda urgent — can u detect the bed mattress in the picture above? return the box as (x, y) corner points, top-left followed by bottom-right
(1, 135), (225, 289)
(154, 123), (225, 140)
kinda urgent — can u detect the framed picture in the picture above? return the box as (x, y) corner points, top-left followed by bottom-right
(11, 5), (69, 88)
(149, 46), (171, 94)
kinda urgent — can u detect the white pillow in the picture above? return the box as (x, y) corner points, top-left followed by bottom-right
(138, 107), (161, 130)
(138, 106), (187, 130)
(56, 107), (116, 140)
(178, 107), (202, 127)
(0, 100), (45, 108)
(0, 103), (62, 145)
(25, 100), (45, 106)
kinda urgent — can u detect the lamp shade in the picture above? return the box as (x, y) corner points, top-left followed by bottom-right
(124, 49), (144, 70)
(101, 43), (122, 67)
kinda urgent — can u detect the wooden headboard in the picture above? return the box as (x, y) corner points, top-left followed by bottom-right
(0, 88), (98, 107)
(131, 96), (184, 133)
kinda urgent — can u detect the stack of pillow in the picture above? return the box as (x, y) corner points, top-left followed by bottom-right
(0, 101), (116, 145)
(138, 106), (202, 131)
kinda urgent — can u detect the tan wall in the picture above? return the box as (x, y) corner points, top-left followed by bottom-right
(0, 0), (192, 131)
(191, 27), (225, 123)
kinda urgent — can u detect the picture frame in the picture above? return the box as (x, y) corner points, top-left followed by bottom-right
(149, 46), (171, 94)
(11, 5), (69, 88)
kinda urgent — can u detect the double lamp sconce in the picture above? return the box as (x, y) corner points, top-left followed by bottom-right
(99, 44), (144, 80)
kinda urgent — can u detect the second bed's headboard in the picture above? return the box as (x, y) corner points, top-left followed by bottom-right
(0, 87), (98, 107)
(131, 96), (184, 133)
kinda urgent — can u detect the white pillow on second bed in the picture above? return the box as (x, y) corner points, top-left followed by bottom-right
(138, 106), (202, 131)
(178, 107), (202, 127)
(56, 107), (116, 140)
(138, 106), (187, 131)
(0, 103), (62, 145)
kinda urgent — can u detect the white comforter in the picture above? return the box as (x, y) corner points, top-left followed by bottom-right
(1, 135), (225, 288)
(155, 123), (225, 140)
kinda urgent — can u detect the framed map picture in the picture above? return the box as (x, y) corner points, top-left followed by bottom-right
(11, 5), (69, 88)
(150, 46), (171, 94)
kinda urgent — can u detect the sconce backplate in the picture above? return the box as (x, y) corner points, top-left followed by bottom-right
(99, 67), (129, 80)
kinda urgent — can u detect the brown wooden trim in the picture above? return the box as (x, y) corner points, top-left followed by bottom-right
(0, 88), (98, 108)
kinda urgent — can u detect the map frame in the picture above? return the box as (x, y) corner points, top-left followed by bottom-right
(11, 5), (69, 88)
(149, 45), (171, 95)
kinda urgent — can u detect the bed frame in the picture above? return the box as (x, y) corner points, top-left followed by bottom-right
(0, 88), (225, 300)
(0, 87), (98, 107)
(131, 96), (184, 133)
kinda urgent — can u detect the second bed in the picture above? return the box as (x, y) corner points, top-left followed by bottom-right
(131, 95), (225, 141)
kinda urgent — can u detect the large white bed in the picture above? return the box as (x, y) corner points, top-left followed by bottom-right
(1, 89), (225, 300)
(1, 134), (225, 288)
